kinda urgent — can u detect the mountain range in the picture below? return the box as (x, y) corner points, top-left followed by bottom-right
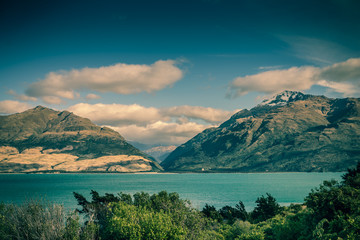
(1, 91), (359, 173)
(0, 106), (162, 173)
(161, 91), (360, 172)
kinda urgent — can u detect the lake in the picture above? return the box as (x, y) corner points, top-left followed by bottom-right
(0, 172), (343, 210)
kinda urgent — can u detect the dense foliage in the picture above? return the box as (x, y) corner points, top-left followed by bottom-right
(1, 163), (360, 239)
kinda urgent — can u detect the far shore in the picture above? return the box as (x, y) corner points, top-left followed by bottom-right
(0, 171), (346, 174)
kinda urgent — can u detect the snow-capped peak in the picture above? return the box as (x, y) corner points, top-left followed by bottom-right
(259, 90), (306, 107)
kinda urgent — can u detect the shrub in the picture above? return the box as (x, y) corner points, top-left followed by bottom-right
(0, 200), (66, 240)
(220, 220), (264, 240)
(0, 200), (100, 240)
(105, 202), (186, 239)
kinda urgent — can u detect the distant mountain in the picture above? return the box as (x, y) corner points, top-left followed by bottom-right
(161, 91), (360, 172)
(128, 141), (177, 163)
(144, 146), (177, 163)
(0, 106), (162, 173)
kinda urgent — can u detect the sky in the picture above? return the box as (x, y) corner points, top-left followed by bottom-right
(1, 0), (360, 145)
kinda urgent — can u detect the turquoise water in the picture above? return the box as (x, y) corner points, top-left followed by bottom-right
(0, 173), (343, 210)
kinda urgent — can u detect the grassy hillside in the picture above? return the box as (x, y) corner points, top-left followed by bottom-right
(0, 106), (162, 173)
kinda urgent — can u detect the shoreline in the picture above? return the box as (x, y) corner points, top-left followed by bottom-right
(0, 171), (346, 174)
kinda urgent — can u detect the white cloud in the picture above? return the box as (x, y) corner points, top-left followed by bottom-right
(68, 103), (166, 126)
(229, 58), (360, 97)
(317, 80), (358, 97)
(319, 58), (360, 83)
(317, 58), (360, 96)
(67, 103), (237, 145)
(229, 66), (319, 97)
(0, 100), (32, 114)
(68, 103), (236, 126)
(25, 60), (183, 104)
(109, 121), (213, 145)
(162, 105), (239, 123)
(85, 93), (101, 100)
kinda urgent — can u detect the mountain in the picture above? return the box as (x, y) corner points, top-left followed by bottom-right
(128, 141), (177, 163)
(0, 106), (162, 173)
(258, 90), (308, 106)
(144, 146), (177, 163)
(161, 91), (360, 172)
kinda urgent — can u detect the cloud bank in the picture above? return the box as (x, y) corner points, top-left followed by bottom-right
(110, 121), (213, 145)
(25, 60), (183, 104)
(161, 105), (238, 123)
(0, 100), (32, 114)
(68, 103), (237, 125)
(229, 58), (360, 97)
(68, 103), (165, 126)
(67, 103), (237, 145)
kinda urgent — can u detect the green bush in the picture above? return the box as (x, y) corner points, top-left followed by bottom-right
(73, 190), (219, 239)
(259, 209), (313, 240)
(220, 220), (265, 240)
(63, 213), (81, 240)
(105, 202), (186, 239)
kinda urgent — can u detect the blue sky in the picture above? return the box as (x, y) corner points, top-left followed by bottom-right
(1, 0), (360, 145)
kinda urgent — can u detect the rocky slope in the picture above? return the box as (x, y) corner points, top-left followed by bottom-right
(0, 106), (162, 173)
(161, 91), (360, 172)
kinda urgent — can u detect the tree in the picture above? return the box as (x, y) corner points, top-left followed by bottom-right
(133, 192), (151, 208)
(201, 204), (223, 222)
(251, 193), (281, 223)
(303, 163), (360, 239)
(342, 161), (360, 189)
(204, 201), (248, 223)
(219, 205), (238, 223)
(73, 190), (121, 237)
(235, 201), (249, 221)
(73, 190), (120, 218)
(118, 192), (133, 205)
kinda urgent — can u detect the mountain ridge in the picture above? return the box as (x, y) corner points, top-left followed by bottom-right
(161, 91), (360, 172)
(258, 90), (309, 107)
(0, 106), (162, 173)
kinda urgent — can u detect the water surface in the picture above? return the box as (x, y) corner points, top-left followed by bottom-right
(0, 172), (343, 210)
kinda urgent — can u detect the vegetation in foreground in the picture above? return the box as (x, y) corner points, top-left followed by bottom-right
(1, 162), (360, 240)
